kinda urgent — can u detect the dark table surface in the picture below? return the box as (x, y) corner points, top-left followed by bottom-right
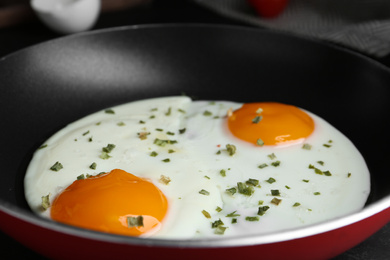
(0, 0), (389, 259)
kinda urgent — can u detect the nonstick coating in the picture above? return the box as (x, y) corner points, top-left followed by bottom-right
(0, 24), (389, 258)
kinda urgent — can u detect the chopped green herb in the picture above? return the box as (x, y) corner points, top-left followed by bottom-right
(246, 178), (259, 187)
(285, 185), (291, 189)
(271, 189), (280, 196)
(293, 202), (301, 207)
(257, 206), (270, 216)
(271, 197), (282, 205)
(266, 177), (276, 184)
(149, 115), (155, 119)
(271, 160), (281, 167)
(99, 152), (111, 160)
(302, 143), (312, 150)
(211, 219), (224, 228)
(302, 179), (310, 183)
(252, 115), (263, 124)
(165, 107), (172, 116)
(168, 149), (175, 154)
(216, 207), (223, 212)
(324, 170), (332, 176)
(203, 110), (212, 116)
(50, 161), (63, 171)
(104, 108), (115, 114)
(323, 143), (332, 148)
(154, 138), (178, 147)
(151, 108), (158, 111)
(38, 144), (48, 150)
(102, 144), (116, 153)
(237, 182), (254, 196)
(179, 128), (186, 134)
(256, 138), (264, 146)
(202, 210), (211, 219)
(231, 218), (238, 224)
(117, 121), (125, 126)
(88, 137), (93, 142)
(82, 130), (90, 136)
(226, 211), (240, 217)
(199, 189), (210, 196)
(226, 187), (237, 196)
(204, 175), (210, 179)
(150, 151), (158, 157)
(127, 216), (144, 227)
(155, 128), (163, 132)
(268, 153), (277, 160)
(258, 200), (264, 205)
(214, 226), (227, 235)
(89, 162), (97, 170)
(317, 161), (324, 166)
(220, 169), (226, 177)
(245, 216), (259, 222)
(256, 107), (263, 114)
(41, 194), (50, 210)
(166, 131), (175, 136)
(314, 192), (321, 195)
(226, 144), (237, 156)
(178, 108), (186, 113)
(162, 158), (170, 163)
(139, 120), (145, 124)
(77, 174), (85, 180)
(348, 173), (352, 178)
(258, 163), (268, 169)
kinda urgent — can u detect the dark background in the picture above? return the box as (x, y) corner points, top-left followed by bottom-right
(0, 0), (389, 259)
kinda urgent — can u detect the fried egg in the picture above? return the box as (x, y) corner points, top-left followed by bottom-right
(24, 96), (370, 239)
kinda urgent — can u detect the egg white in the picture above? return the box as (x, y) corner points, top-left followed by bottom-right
(24, 96), (370, 239)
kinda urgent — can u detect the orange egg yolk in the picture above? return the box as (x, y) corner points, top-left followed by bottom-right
(228, 102), (314, 146)
(50, 169), (168, 237)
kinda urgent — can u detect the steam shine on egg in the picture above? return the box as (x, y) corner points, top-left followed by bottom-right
(24, 96), (370, 239)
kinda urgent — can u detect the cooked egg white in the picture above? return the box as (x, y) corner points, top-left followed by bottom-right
(24, 96), (370, 239)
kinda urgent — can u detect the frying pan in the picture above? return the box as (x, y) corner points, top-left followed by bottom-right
(0, 24), (389, 260)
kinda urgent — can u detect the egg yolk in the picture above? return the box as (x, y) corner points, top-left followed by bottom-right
(50, 169), (168, 236)
(228, 102), (314, 146)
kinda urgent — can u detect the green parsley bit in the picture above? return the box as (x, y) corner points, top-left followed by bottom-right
(165, 107), (172, 116)
(149, 115), (155, 119)
(127, 216), (144, 227)
(41, 194), (50, 210)
(302, 179), (310, 183)
(323, 143), (332, 148)
(258, 200), (264, 205)
(252, 115), (263, 124)
(82, 130), (90, 136)
(293, 202), (301, 207)
(211, 219), (224, 228)
(314, 192), (321, 195)
(178, 108), (186, 113)
(256, 138), (265, 146)
(89, 162), (97, 170)
(155, 128), (163, 132)
(214, 226), (227, 235)
(246, 178), (259, 187)
(104, 108), (115, 114)
(220, 169), (226, 177)
(150, 151), (158, 157)
(38, 144), (48, 150)
(202, 210), (211, 219)
(216, 207), (223, 212)
(258, 206), (270, 216)
(226, 144), (237, 156)
(159, 175), (171, 185)
(302, 143), (312, 150)
(317, 161), (325, 166)
(271, 189), (280, 196)
(162, 158), (170, 163)
(226, 187), (237, 196)
(77, 174), (85, 180)
(231, 218), (238, 224)
(226, 211), (240, 217)
(271, 160), (281, 167)
(50, 161), (63, 171)
(245, 216), (259, 222)
(203, 110), (212, 116)
(99, 152), (111, 160)
(258, 163), (268, 169)
(154, 138), (178, 147)
(199, 189), (210, 196)
(237, 182), (254, 196)
(139, 120), (145, 124)
(271, 197), (282, 205)
(268, 153), (277, 160)
(102, 144), (116, 153)
(324, 170), (332, 176)
(168, 149), (175, 154)
(179, 128), (186, 134)
(348, 173), (352, 178)
(117, 121), (125, 126)
(266, 177), (276, 184)
(285, 185), (291, 189)
(167, 131), (175, 136)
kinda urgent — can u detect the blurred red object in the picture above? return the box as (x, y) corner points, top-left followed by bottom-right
(247, 0), (289, 18)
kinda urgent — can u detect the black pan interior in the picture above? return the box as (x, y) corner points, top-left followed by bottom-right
(0, 24), (389, 214)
